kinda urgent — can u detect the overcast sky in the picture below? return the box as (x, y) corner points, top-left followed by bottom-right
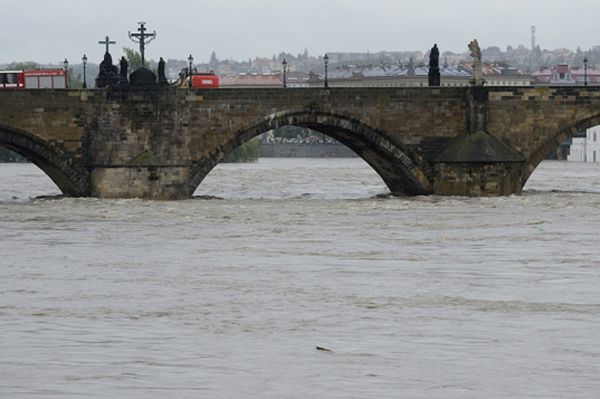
(2, 0), (599, 64)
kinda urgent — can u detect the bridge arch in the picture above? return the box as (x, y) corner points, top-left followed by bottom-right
(189, 109), (434, 196)
(522, 113), (600, 187)
(0, 123), (89, 197)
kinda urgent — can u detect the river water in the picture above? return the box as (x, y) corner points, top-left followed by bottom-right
(1, 158), (600, 398)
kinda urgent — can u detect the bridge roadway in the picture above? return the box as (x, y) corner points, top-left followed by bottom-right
(1, 86), (600, 199)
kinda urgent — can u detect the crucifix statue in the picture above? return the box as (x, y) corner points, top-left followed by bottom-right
(98, 36), (116, 55)
(128, 22), (156, 68)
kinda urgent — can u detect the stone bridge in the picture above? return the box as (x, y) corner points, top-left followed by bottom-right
(1, 86), (600, 199)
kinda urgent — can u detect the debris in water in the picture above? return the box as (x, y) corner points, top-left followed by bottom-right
(316, 346), (332, 352)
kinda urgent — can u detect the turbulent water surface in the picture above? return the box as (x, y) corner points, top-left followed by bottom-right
(1, 159), (600, 398)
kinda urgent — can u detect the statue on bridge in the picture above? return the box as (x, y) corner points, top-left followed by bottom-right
(158, 57), (168, 85)
(469, 39), (485, 86)
(119, 57), (129, 86)
(428, 44), (440, 86)
(95, 51), (119, 88)
(95, 35), (119, 88)
(468, 39), (481, 61)
(128, 22), (158, 86)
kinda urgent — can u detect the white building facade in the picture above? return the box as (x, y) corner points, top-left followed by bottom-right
(568, 126), (600, 162)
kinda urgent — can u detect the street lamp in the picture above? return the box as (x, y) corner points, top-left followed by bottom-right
(188, 54), (194, 90)
(323, 53), (329, 89)
(282, 59), (288, 88)
(82, 54), (88, 89)
(63, 58), (69, 88)
(584, 56), (589, 86)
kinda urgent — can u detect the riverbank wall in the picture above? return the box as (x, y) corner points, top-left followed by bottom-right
(260, 143), (356, 158)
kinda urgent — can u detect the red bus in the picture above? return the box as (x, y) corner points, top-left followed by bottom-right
(0, 69), (67, 89)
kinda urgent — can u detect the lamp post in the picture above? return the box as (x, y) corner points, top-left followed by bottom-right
(584, 56), (589, 86)
(63, 58), (69, 88)
(82, 54), (88, 89)
(282, 59), (288, 88)
(323, 53), (329, 88)
(188, 54), (194, 90)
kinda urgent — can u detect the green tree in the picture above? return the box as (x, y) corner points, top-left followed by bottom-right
(224, 138), (260, 163)
(68, 68), (83, 88)
(5, 61), (39, 70)
(123, 48), (143, 71)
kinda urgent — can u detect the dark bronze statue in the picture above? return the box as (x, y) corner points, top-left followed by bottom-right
(95, 52), (119, 88)
(158, 57), (168, 85)
(428, 43), (441, 87)
(119, 57), (129, 85)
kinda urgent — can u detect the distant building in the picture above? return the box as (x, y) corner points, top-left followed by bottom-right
(458, 64), (532, 86)
(220, 73), (283, 88)
(285, 71), (310, 88)
(219, 71), (310, 88)
(568, 127), (600, 162)
(307, 63), (531, 87)
(532, 64), (600, 86)
(569, 135), (586, 162)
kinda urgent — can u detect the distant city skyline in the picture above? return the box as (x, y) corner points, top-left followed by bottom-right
(2, 0), (599, 64)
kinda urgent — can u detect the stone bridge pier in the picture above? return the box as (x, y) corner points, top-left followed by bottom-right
(1, 86), (600, 199)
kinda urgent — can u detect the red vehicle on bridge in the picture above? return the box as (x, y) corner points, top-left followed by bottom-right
(175, 68), (220, 89)
(0, 69), (68, 89)
(190, 73), (220, 88)
(0, 70), (25, 88)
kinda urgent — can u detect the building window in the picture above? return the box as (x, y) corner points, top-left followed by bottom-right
(595, 132), (597, 142)
(595, 151), (597, 162)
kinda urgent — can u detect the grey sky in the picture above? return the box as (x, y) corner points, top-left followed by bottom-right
(2, 0), (599, 64)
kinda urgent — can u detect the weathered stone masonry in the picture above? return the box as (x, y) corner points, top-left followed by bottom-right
(1, 86), (600, 199)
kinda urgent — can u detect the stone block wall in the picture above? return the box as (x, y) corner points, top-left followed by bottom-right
(433, 162), (523, 196)
(486, 87), (600, 184)
(189, 87), (468, 161)
(0, 90), (90, 167)
(90, 166), (190, 199)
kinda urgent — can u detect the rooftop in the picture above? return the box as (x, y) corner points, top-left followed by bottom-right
(220, 73), (283, 86)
